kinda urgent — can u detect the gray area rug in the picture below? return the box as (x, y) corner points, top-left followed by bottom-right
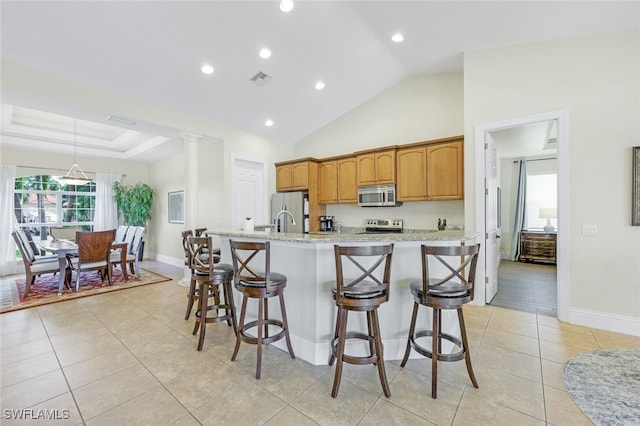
(563, 349), (640, 425)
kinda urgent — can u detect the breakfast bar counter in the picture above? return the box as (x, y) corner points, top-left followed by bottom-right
(208, 229), (480, 365)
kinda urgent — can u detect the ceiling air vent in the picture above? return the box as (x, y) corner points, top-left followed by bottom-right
(106, 115), (136, 126)
(250, 71), (272, 87)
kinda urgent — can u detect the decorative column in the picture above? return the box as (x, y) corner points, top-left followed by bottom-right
(177, 132), (202, 286)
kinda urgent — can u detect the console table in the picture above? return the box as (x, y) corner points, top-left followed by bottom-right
(518, 231), (557, 264)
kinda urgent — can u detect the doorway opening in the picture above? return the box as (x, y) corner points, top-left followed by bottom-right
(475, 110), (569, 321)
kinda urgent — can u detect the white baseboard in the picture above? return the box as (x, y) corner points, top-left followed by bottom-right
(567, 307), (640, 337)
(147, 252), (183, 268)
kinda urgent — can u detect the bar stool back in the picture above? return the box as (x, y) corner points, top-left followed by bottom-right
(187, 236), (236, 350)
(400, 243), (480, 398)
(229, 240), (295, 379)
(329, 244), (394, 398)
(183, 229), (222, 320)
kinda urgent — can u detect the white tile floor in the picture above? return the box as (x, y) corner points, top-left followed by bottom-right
(1, 260), (639, 425)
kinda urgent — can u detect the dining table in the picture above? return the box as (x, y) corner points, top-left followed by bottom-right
(36, 239), (78, 295)
(36, 239), (130, 295)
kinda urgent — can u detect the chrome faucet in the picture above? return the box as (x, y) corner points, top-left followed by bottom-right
(275, 209), (296, 232)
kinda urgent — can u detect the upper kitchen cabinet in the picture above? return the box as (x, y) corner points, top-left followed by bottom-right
(427, 140), (463, 200)
(397, 137), (464, 201)
(318, 156), (358, 204)
(356, 148), (396, 186)
(318, 160), (337, 203)
(275, 159), (319, 192)
(397, 146), (427, 201)
(337, 157), (358, 203)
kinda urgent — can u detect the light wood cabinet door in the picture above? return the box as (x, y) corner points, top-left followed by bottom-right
(357, 150), (396, 186)
(356, 154), (376, 186)
(426, 141), (463, 200)
(276, 165), (292, 192)
(397, 147), (427, 201)
(276, 161), (310, 191)
(374, 150), (396, 184)
(337, 157), (357, 203)
(318, 161), (337, 204)
(290, 162), (310, 190)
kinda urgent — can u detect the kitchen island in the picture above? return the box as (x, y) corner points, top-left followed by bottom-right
(208, 228), (480, 365)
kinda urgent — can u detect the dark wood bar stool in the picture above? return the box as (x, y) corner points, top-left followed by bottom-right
(400, 243), (481, 398)
(329, 244), (394, 398)
(183, 229), (222, 320)
(187, 236), (236, 351)
(228, 240), (295, 379)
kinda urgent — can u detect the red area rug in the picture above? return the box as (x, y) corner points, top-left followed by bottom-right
(0, 268), (171, 313)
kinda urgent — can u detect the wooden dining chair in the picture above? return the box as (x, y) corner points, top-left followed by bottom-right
(68, 229), (116, 292)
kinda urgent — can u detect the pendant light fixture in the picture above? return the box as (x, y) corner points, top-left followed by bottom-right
(58, 119), (91, 186)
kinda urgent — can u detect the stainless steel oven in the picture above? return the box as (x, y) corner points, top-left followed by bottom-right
(357, 184), (398, 207)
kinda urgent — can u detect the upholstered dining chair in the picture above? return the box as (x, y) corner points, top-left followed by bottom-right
(12, 230), (67, 298)
(68, 229), (116, 292)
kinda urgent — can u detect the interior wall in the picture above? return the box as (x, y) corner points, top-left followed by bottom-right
(464, 31), (640, 322)
(294, 72), (465, 229)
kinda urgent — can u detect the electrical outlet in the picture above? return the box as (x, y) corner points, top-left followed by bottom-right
(582, 224), (598, 235)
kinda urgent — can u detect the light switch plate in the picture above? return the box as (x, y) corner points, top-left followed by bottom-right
(582, 224), (598, 235)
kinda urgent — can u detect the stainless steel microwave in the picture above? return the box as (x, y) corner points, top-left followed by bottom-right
(358, 184), (398, 207)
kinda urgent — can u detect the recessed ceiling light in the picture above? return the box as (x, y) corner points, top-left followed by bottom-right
(259, 48), (272, 59)
(315, 81), (325, 90)
(391, 33), (404, 43)
(201, 64), (214, 75)
(280, 0), (294, 13)
(265, 119), (274, 127)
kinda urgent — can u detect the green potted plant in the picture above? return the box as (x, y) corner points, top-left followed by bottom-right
(113, 182), (154, 259)
(113, 182), (154, 226)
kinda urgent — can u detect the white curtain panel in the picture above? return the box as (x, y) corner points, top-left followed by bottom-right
(510, 160), (528, 260)
(94, 172), (122, 231)
(0, 164), (17, 276)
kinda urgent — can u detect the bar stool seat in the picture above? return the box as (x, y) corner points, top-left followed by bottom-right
(329, 244), (394, 398)
(229, 240), (295, 379)
(400, 243), (481, 398)
(187, 236), (237, 351)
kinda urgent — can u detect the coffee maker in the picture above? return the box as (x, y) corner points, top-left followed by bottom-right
(320, 216), (334, 232)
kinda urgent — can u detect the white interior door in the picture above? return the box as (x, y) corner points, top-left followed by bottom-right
(231, 157), (267, 230)
(485, 132), (498, 302)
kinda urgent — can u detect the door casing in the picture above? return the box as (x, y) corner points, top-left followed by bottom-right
(474, 109), (570, 321)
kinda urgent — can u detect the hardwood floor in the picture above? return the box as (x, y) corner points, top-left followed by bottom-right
(489, 259), (557, 317)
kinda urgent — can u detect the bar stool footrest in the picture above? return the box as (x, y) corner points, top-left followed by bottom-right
(194, 304), (234, 325)
(239, 319), (287, 345)
(331, 331), (381, 365)
(410, 330), (466, 362)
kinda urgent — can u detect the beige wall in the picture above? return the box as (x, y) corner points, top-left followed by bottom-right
(294, 73), (466, 230)
(464, 32), (640, 321)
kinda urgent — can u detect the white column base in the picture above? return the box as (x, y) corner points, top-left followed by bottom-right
(176, 267), (191, 287)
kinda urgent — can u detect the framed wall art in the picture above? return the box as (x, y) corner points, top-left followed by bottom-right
(168, 190), (184, 224)
(633, 146), (640, 226)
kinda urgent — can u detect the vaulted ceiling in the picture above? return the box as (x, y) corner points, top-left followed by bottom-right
(1, 1), (637, 162)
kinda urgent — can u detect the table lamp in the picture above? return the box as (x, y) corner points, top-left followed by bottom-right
(539, 207), (557, 232)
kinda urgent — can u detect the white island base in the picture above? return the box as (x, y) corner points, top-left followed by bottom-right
(214, 231), (479, 366)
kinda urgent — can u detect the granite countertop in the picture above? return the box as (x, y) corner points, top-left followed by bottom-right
(208, 228), (479, 243)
